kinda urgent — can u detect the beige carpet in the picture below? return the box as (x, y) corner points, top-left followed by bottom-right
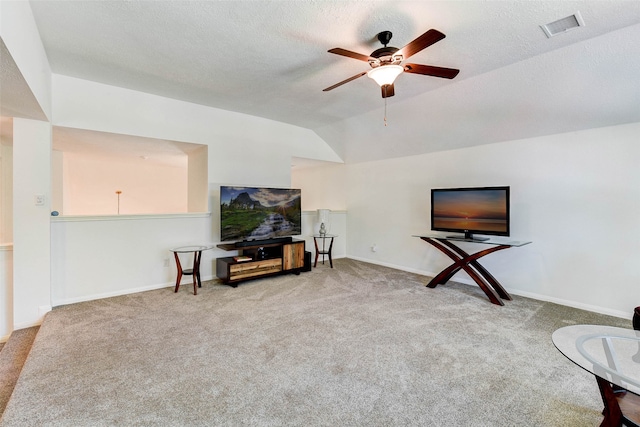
(0, 259), (630, 426)
(0, 327), (39, 416)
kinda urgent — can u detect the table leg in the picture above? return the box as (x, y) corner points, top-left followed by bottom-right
(192, 250), (203, 295)
(596, 376), (624, 427)
(440, 240), (512, 300)
(173, 252), (183, 293)
(328, 237), (334, 268)
(420, 237), (511, 305)
(314, 238), (320, 267)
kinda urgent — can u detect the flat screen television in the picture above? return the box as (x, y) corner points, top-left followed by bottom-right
(220, 186), (302, 242)
(431, 186), (510, 241)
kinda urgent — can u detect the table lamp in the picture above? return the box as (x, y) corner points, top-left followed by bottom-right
(317, 209), (331, 235)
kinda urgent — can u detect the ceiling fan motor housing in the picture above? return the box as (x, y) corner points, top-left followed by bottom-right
(369, 47), (402, 68)
(370, 31), (402, 68)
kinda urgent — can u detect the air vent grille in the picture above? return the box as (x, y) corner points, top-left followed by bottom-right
(541, 12), (585, 38)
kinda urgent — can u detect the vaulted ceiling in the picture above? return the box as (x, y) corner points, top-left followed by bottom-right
(5, 1), (640, 163)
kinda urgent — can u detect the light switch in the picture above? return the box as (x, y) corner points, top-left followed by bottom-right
(35, 194), (45, 206)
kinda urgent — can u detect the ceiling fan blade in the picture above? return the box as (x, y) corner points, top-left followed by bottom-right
(323, 71), (368, 92)
(381, 84), (395, 98)
(396, 29), (446, 60)
(404, 63), (460, 79)
(327, 48), (372, 62)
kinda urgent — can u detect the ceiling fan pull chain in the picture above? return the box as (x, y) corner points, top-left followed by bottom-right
(384, 98), (388, 126)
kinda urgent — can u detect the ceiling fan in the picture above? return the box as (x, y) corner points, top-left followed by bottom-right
(323, 29), (460, 98)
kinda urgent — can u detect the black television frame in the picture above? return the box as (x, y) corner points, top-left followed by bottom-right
(220, 186), (302, 243)
(430, 186), (510, 241)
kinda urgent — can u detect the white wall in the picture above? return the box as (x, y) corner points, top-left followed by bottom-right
(51, 149), (63, 213)
(61, 151), (188, 215)
(50, 214), (217, 305)
(0, 245), (12, 342)
(188, 146), (208, 212)
(292, 163), (347, 212)
(52, 75), (342, 187)
(0, 143), (12, 243)
(293, 165), (348, 263)
(294, 122), (640, 319)
(1, 142), (14, 340)
(13, 118), (52, 329)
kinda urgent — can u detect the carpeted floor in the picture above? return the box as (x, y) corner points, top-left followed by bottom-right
(0, 259), (631, 426)
(0, 327), (39, 417)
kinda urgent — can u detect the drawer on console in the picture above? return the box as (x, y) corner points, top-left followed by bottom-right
(230, 258), (282, 279)
(230, 258), (281, 272)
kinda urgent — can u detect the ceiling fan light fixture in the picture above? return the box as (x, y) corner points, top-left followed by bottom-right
(367, 65), (403, 87)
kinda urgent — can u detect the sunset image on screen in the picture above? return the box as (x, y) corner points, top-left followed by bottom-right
(432, 189), (508, 232)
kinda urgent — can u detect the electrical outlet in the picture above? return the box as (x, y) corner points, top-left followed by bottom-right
(35, 194), (45, 206)
(163, 258), (170, 267)
(371, 244), (378, 252)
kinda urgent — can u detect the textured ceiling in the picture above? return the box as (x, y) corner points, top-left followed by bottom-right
(10, 1), (640, 163)
(0, 39), (47, 121)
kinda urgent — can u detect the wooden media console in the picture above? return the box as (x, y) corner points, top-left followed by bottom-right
(216, 239), (305, 287)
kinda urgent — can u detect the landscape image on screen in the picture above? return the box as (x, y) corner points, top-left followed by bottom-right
(220, 186), (302, 242)
(432, 189), (508, 233)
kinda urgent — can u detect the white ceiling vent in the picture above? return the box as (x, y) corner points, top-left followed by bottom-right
(541, 12), (585, 38)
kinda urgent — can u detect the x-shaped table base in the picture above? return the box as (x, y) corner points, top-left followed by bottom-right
(420, 237), (513, 305)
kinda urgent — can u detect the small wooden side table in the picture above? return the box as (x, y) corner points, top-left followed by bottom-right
(313, 234), (337, 268)
(170, 245), (213, 295)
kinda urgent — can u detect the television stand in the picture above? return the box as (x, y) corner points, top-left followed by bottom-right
(216, 239), (305, 287)
(413, 235), (531, 305)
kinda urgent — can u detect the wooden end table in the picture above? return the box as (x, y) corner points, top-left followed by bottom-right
(313, 234), (336, 268)
(170, 245), (213, 295)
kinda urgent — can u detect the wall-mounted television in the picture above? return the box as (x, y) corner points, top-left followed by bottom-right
(220, 186), (302, 242)
(431, 186), (510, 241)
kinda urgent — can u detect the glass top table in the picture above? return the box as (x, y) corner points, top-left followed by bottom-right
(552, 325), (640, 395)
(169, 245), (214, 295)
(553, 325), (640, 426)
(312, 234), (337, 268)
(412, 234), (531, 247)
(170, 245), (214, 253)
(413, 234), (531, 305)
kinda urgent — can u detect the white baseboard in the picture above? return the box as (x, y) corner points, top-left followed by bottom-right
(345, 256), (632, 320)
(13, 319), (44, 331)
(39, 305), (52, 317)
(505, 289), (631, 320)
(10, 305), (52, 331)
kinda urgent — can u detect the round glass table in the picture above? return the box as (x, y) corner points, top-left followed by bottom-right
(312, 234), (337, 268)
(552, 325), (640, 426)
(170, 245), (214, 295)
